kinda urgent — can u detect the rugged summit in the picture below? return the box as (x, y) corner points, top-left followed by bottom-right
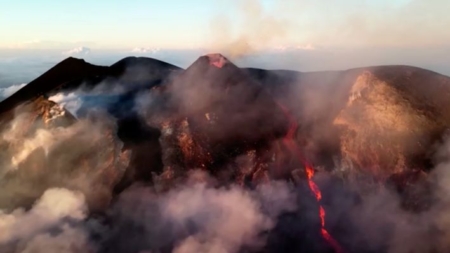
(170, 54), (288, 161)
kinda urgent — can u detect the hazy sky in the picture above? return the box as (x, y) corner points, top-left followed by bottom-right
(0, 0), (450, 88)
(1, 0), (449, 50)
(0, 0), (216, 49)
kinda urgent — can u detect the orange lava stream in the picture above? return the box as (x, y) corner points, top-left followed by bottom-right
(277, 102), (344, 253)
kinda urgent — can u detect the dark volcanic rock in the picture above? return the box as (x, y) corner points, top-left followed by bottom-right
(163, 54), (289, 171)
(109, 56), (181, 82)
(0, 57), (109, 117)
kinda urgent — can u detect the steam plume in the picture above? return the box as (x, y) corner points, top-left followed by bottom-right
(0, 188), (92, 253)
(102, 173), (296, 253)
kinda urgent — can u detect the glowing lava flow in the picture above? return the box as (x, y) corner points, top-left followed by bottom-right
(276, 102), (344, 253)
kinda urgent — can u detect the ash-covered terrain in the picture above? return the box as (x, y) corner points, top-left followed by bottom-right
(1, 53), (450, 253)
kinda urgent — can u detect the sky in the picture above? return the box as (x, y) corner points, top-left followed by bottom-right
(1, 0), (449, 50)
(0, 0), (450, 90)
(0, 0), (216, 49)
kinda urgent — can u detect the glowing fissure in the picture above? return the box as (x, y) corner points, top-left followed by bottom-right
(276, 101), (344, 253)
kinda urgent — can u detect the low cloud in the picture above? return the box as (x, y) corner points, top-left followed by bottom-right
(62, 47), (91, 57)
(131, 47), (161, 54)
(3, 40), (95, 50)
(0, 83), (27, 101)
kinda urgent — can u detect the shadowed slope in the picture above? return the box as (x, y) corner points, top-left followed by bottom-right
(0, 57), (110, 117)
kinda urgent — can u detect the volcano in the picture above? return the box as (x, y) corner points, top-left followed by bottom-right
(156, 54), (289, 181)
(1, 53), (450, 253)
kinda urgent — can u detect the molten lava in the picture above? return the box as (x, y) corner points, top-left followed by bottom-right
(207, 53), (228, 68)
(276, 101), (344, 253)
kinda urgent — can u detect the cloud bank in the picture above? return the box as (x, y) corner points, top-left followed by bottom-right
(62, 47), (91, 56)
(0, 83), (27, 101)
(131, 47), (161, 54)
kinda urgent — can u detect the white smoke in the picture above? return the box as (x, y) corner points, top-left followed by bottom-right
(1, 115), (109, 169)
(105, 173), (297, 253)
(19, 225), (92, 253)
(0, 188), (91, 253)
(0, 178), (297, 253)
(48, 92), (82, 117)
(171, 182), (297, 253)
(47, 79), (131, 117)
(0, 106), (130, 216)
(167, 185), (272, 253)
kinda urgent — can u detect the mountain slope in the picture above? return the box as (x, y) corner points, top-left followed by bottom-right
(0, 57), (110, 117)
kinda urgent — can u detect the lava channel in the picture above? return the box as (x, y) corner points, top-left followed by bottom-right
(276, 101), (344, 253)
